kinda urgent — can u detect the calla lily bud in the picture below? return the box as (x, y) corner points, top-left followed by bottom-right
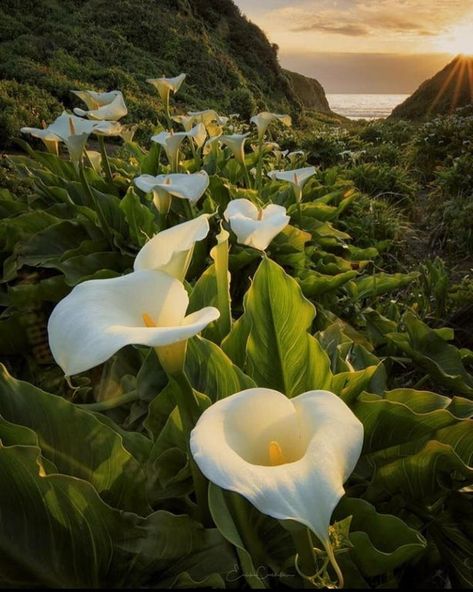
(224, 199), (290, 251)
(190, 387), (363, 568)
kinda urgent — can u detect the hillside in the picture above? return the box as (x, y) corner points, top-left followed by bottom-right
(283, 69), (332, 114)
(391, 55), (473, 120)
(0, 0), (332, 147)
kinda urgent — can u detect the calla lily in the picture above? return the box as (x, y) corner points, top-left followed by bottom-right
(134, 171), (209, 214)
(218, 133), (250, 164)
(191, 387), (363, 561)
(21, 112), (120, 163)
(224, 199), (290, 251)
(134, 214), (210, 281)
(72, 90), (128, 121)
(188, 110), (226, 136)
(173, 114), (196, 132)
(151, 123), (207, 170)
(268, 166), (316, 202)
(147, 74), (186, 104)
(48, 270), (219, 377)
(250, 112), (292, 141)
(85, 150), (102, 173)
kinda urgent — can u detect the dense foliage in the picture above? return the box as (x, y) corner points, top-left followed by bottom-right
(1, 78), (473, 589)
(0, 0), (303, 147)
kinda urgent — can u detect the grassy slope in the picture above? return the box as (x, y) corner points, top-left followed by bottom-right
(0, 0), (304, 146)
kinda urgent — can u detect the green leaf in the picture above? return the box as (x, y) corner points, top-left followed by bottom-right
(119, 187), (156, 247)
(334, 498), (426, 578)
(0, 444), (230, 588)
(387, 313), (473, 398)
(0, 365), (150, 513)
(348, 272), (419, 300)
(231, 257), (332, 396)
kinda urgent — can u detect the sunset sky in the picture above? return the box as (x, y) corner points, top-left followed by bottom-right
(234, 0), (473, 93)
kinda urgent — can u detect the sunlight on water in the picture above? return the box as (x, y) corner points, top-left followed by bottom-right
(327, 94), (410, 120)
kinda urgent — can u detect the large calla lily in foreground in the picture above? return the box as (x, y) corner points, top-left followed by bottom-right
(191, 388), (363, 572)
(134, 214), (211, 281)
(224, 199), (289, 251)
(48, 270), (220, 376)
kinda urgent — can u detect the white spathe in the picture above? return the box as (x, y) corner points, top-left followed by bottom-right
(218, 133), (250, 164)
(268, 166), (316, 202)
(48, 270), (219, 376)
(151, 124), (207, 167)
(134, 214), (211, 281)
(147, 74), (187, 103)
(224, 199), (289, 251)
(190, 387), (363, 550)
(250, 112), (292, 141)
(72, 90), (128, 121)
(21, 112), (121, 162)
(134, 171), (209, 212)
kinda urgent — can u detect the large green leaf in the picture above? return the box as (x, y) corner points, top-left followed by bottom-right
(334, 498), (426, 578)
(0, 444), (232, 588)
(0, 365), (150, 513)
(226, 257), (332, 396)
(387, 313), (473, 397)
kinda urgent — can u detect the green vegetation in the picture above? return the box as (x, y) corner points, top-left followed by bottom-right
(0, 81), (473, 587)
(0, 0), (313, 147)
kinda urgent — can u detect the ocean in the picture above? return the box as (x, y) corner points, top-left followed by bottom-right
(326, 94), (410, 120)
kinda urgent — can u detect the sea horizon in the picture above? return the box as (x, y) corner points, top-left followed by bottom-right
(327, 93), (410, 120)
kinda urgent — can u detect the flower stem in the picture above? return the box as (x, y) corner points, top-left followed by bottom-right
(255, 137), (264, 194)
(77, 391), (139, 411)
(78, 164), (114, 249)
(98, 135), (113, 183)
(291, 528), (319, 588)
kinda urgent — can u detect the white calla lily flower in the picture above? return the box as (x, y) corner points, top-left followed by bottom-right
(224, 199), (289, 251)
(85, 150), (102, 173)
(48, 270), (219, 377)
(188, 109), (226, 136)
(218, 133), (250, 164)
(72, 90), (128, 121)
(21, 112), (120, 163)
(191, 387), (363, 558)
(268, 166), (316, 202)
(250, 112), (292, 141)
(151, 123), (207, 169)
(134, 214), (210, 281)
(134, 171), (209, 213)
(147, 74), (186, 104)
(173, 114), (196, 132)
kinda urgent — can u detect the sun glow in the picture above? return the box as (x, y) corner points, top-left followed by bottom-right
(435, 21), (473, 55)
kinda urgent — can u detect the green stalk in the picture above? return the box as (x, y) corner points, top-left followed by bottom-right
(77, 391), (139, 411)
(255, 136), (264, 194)
(98, 135), (113, 183)
(211, 230), (232, 342)
(291, 528), (319, 588)
(78, 164), (114, 249)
